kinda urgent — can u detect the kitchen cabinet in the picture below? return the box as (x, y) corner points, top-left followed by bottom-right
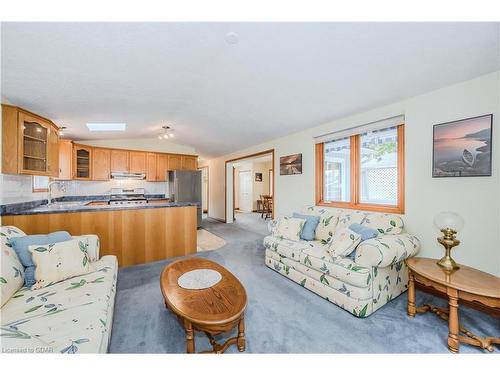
(146, 153), (158, 181)
(168, 154), (182, 171)
(73, 145), (92, 180)
(157, 154), (169, 181)
(129, 151), (146, 173)
(92, 148), (111, 180)
(181, 155), (197, 170)
(57, 140), (73, 180)
(2, 105), (60, 176)
(110, 149), (129, 172)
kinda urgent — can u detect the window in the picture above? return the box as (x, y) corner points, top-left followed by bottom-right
(316, 124), (404, 213)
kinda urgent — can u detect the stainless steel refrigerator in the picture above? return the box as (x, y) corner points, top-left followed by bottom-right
(168, 170), (202, 227)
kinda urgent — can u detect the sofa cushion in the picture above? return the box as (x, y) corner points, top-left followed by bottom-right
(337, 211), (404, 235)
(1, 226), (27, 307)
(300, 247), (371, 288)
(29, 238), (92, 290)
(10, 231), (72, 287)
(0, 255), (117, 353)
(328, 228), (361, 257)
(275, 217), (306, 241)
(349, 223), (379, 241)
(264, 235), (322, 262)
(292, 213), (320, 241)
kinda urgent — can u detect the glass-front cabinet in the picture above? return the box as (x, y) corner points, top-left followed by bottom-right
(73, 145), (92, 179)
(1, 105), (60, 177)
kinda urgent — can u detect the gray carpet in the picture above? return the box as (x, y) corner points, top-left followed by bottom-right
(109, 217), (499, 353)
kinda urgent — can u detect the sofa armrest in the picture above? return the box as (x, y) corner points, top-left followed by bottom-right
(72, 234), (100, 262)
(267, 218), (280, 235)
(354, 233), (420, 268)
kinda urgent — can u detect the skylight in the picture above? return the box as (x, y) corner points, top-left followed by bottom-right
(86, 123), (126, 132)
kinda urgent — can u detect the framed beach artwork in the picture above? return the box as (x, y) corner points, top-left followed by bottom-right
(280, 153), (302, 175)
(432, 114), (493, 177)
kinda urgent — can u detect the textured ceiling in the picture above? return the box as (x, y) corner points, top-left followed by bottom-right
(2, 22), (499, 157)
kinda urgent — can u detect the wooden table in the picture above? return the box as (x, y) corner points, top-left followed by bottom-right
(406, 257), (500, 353)
(160, 258), (247, 354)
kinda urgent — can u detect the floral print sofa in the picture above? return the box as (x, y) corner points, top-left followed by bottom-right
(0, 226), (117, 353)
(264, 206), (421, 317)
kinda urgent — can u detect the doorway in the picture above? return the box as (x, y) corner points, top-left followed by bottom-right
(224, 149), (274, 224)
(198, 166), (209, 216)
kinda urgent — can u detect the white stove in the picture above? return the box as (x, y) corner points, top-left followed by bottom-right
(109, 188), (147, 205)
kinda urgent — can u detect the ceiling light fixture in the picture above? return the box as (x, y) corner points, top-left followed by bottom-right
(158, 125), (174, 140)
(59, 126), (67, 136)
(225, 31), (239, 45)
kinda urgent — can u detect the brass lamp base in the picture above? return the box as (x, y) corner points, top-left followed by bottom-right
(436, 228), (460, 272)
(437, 255), (460, 272)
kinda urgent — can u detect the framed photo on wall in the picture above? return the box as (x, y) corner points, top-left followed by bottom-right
(280, 153), (302, 175)
(432, 114), (492, 177)
(255, 173), (263, 182)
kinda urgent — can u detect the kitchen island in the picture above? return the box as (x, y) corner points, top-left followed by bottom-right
(1, 198), (199, 266)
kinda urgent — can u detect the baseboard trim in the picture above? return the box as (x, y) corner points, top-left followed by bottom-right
(207, 216), (226, 223)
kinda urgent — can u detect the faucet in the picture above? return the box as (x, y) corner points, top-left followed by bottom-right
(47, 180), (66, 205)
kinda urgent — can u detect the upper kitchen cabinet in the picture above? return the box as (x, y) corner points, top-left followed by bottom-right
(156, 154), (168, 181)
(73, 144), (92, 180)
(92, 148), (111, 180)
(110, 149), (129, 172)
(57, 139), (73, 180)
(129, 151), (146, 173)
(146, 153), (158, 181)
(181, 155), (197, 170)
(2, 105), (60, 177)
(168, 154), (182, 171)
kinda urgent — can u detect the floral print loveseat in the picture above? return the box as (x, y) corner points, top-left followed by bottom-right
(0, 226), (117, 353)
(264, 206), (420, 317)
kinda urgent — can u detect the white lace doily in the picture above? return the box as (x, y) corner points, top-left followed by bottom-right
(177, 269), (222, 289)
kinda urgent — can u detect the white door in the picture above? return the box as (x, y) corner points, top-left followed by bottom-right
(239, 171), (253, 212)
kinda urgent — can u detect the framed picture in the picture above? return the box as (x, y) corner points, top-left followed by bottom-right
(255, 173), (263, 182)
(280, 153), (302, 175)
(432, 114), (492, 177)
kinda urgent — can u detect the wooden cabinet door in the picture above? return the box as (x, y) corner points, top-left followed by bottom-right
(181, 156), (197, 170)
(18, 112), (51, 175)
(92, 148), (111, 180)
(129, 151), (146, 173)
(146, 153), (158, 181)
(57, 140), (73, 179)
(73, 145), (92, 180)
(47, 125), (60, 177)
(157, 154), (168, 181)
(110, 149), (129, 172)
(168, 154), (182, 171)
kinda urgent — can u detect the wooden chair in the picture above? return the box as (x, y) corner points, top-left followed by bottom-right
(261, 195), (273, 220)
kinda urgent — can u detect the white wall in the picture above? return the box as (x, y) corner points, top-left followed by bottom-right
(77, 138), (196, 155)
(204, 72), (500, 276)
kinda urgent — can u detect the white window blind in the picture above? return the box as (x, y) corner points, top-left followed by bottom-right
(314, 115), (404, 144)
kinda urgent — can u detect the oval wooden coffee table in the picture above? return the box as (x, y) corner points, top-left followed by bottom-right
(160, 258), (247, 354)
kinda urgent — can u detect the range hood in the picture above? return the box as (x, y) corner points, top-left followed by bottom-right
(111, 172), (146, 180)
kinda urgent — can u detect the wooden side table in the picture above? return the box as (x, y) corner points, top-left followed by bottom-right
(406, 257), (500, 353)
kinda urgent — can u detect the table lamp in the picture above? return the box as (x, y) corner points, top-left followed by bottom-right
(434, 211), (464, 271)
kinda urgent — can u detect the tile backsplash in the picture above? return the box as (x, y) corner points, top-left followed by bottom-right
(0, 173), (168, 204)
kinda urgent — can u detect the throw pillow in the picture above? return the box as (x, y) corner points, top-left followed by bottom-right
(9, 231), (72, 287)
(0, 247), (24, 307)
(29, 238), (92, 290)
(349, 223), (379, 241)
(275, 217), (306, 241)
(315, 214), (339, 244)
(292, 213), (320, 241)
(328, 228), (362, 258)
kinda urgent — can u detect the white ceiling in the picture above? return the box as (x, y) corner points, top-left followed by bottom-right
(2, 22), (499, 157)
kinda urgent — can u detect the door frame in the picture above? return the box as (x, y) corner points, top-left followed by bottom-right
(198, 165), (209, 214)
(236, 169), (253, 213)
(224, 149), (275, 223)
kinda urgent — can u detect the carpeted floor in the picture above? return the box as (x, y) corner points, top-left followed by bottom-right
(109, 216), (499, 353)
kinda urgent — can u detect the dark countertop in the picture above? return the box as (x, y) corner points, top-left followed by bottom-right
(0, 195), (199, 216)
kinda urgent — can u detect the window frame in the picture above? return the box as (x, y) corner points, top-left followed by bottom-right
(315, 124), (405, 214)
